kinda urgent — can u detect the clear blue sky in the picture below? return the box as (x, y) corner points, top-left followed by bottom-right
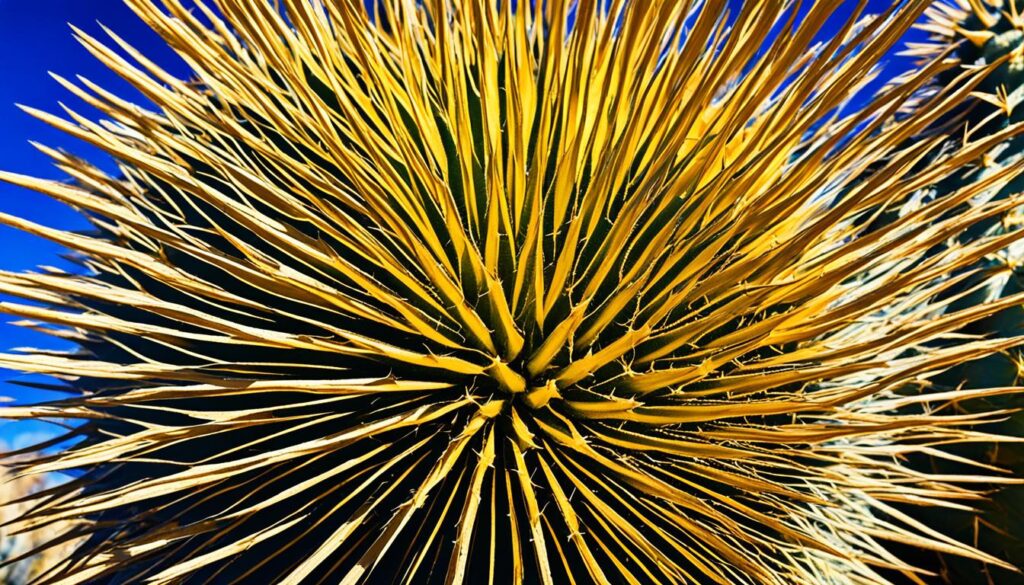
(0, 0), (193, 447)
(0, 0), (926, 447)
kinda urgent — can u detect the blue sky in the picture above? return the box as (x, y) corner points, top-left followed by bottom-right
(0, 0), (192, 447)
(0, 0), (928, 447)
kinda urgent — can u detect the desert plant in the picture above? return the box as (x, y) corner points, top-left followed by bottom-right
(871, 1), (1024, 581)
(1, 1), (1024, 583)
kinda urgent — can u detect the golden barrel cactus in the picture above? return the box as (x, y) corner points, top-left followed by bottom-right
(2, 1), (1024, 583)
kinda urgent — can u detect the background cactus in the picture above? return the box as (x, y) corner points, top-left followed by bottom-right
(868, 1), (1024, 581)
(2, 1), (1024, 583)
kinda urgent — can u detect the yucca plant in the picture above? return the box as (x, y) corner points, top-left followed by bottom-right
(2, 0), (1024, 583)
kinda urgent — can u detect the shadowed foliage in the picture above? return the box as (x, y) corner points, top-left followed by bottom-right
(1, 1), (1024, 583)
